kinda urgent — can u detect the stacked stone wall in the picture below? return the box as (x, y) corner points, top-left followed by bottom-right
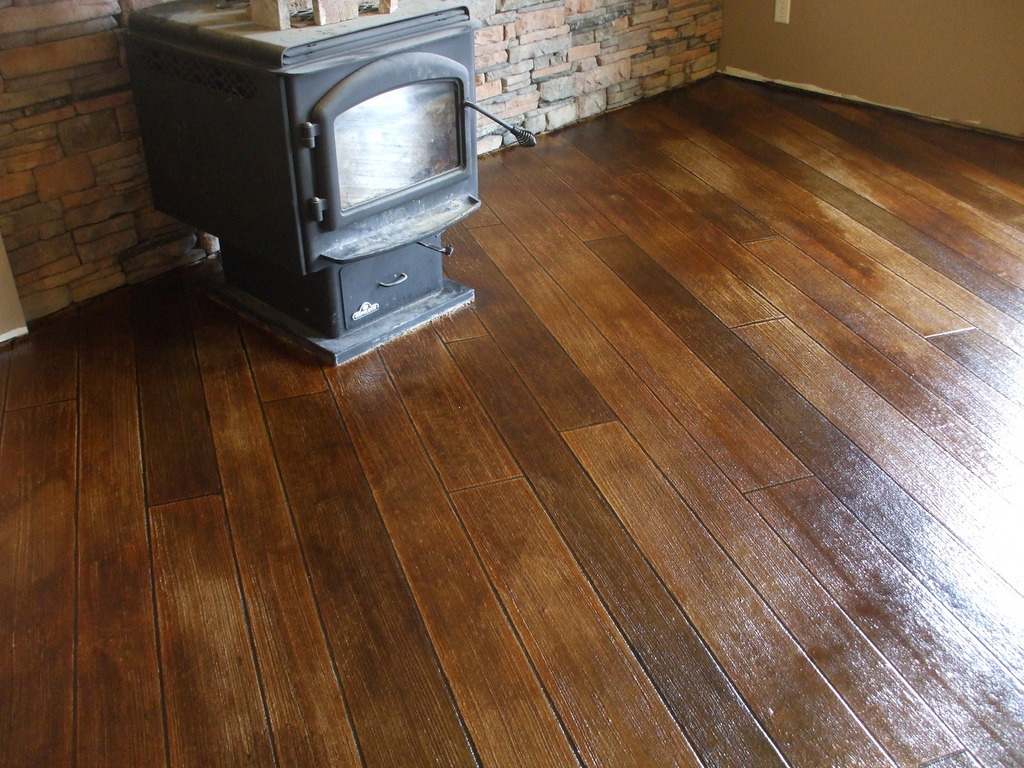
(0, 0), (720, 321)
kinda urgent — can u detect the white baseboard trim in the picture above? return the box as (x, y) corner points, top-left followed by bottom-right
(1, 326), (28, 344)
(718, 66), (972, 129)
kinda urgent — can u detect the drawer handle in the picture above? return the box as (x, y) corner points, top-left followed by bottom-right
(378, 273), (408, 288)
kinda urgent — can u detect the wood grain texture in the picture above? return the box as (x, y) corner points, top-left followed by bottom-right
(628, 97), (1024, 359)
(744, 237), (1024, 465)
(463, 198), (500, 228)
(76, 293), (165, 768)
(238, 319), (326, 403)
(380, 325), (520, 492)
(432, 307), (488, 343)
(133, 282), (220, 506)
(149, 494), (276, 768)
(264, 391), (479, 768)
(870, 109), (1024, 203)
(751, 85), (1024, 231)
(564, 421), (898, 768)
(736, 317), (1024, 592)
(741, 87), (1024, 318)
(582, 236), (962, 766)
(327, 351), (579, 768)
(5, 306), (77, 410)
(573, 114), (778, 244)
(509, 139), (781, 328)
(193, 321), (361, 768)
(449, 333), (787, 768)
(590, 225), (1023, 492)
(710, 82), (1024, 287)
(493, 146), (620, 243)
(443, 223), (616, 432)
(654, 94), (973, 337)
(0, 341), (9, 422)
(475, 163), (805, 492)
(574, 228), (1024, 683)
(749, 479), (1024, 768)
(0, 400), (77, 768)
(451, 478), (703, 768)
(929, 328), (1024, 407)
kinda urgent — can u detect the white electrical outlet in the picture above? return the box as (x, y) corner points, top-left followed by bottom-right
(774, 0), (790, 24)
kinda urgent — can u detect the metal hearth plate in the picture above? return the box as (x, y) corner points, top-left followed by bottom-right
(207, 276), (474, 366)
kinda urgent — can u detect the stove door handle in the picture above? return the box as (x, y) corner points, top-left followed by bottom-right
(378, 273), (408, 288)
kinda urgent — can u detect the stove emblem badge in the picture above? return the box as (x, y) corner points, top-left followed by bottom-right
(352, 301), (380, 321)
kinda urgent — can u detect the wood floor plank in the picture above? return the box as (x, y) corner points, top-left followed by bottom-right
(744, 237), (1024, 466)
(564, 231), (1024, 681)
(753, 85), (1024, 231)
(712, 83), (1024, 287)
(443, 223), (616, 432)
(871, 108), (1024, 201)
(507, 139), (781, 329)
(724, 82), (1024, 254)
(477, 162), (806, 492)
(488, 145), (620, 243)
(264, 392), (479, 768)
(193, 321), (361, 768)
(570, 115), (778, 243)
(0, 341), (9, 419)
(822, 98), (1024, 207)
(725, 80), (901, 179)
(884, 170), (1024, 256)
(624, 98), (1024, 358)
(0, 400), (77, 768)
(745, 95), (1024, 310)
(564, 421), (894, 768)
(604, 174), (1024, 492)
(326, 352), (579, 768)
(467, 217), (915, 764)
(238, 319), (326, 403)
(432, 307), (488, 343)
(736, 317), (1024, 592)
(658, 93), (976, 337)
(451, 478), (703, 768)
(380, 325), (520, 492)
(580, 236), (995, 762)
(133, 282), (220, 506)
(749, 478), (1024, 768)
(463, 198), (501, 228)
(5, 306), (77, 410)
(649, 96), (1017, 335)
(76, 293), (165, 768)
(449, 333), (788, 768)
(149, 494), (276, 768)
(929, 328), (1024, 407)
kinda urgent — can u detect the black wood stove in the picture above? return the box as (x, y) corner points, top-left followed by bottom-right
(126, 0), (486, 364)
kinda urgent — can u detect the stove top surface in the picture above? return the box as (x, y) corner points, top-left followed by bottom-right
(129, 0), (473, 68)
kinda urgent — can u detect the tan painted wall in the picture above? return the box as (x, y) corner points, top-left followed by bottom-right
(717, 0), (1024, 138)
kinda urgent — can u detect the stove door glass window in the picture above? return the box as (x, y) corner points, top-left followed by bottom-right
(334, 80), (460, 210)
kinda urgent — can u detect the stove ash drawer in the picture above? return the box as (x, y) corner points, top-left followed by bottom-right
(339, 241), (444, 330)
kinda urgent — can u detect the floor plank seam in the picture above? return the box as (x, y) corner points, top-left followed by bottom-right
(923, 327), (978, 340)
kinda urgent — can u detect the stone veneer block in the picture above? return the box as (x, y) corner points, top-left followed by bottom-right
(314, 0), (359, 25)
(0, 0), (119, 36)
(250, 0), (291, 30)
(379, 0), (399, 14)
(0, 31), (118, 79)
(57, 110), (120, 155)
(34, 154), (95, 202)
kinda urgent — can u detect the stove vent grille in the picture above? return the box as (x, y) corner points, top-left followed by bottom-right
(137, 47), (258, 100)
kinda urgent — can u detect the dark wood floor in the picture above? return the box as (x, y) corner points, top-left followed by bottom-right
(3, 75), (1024, 768)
